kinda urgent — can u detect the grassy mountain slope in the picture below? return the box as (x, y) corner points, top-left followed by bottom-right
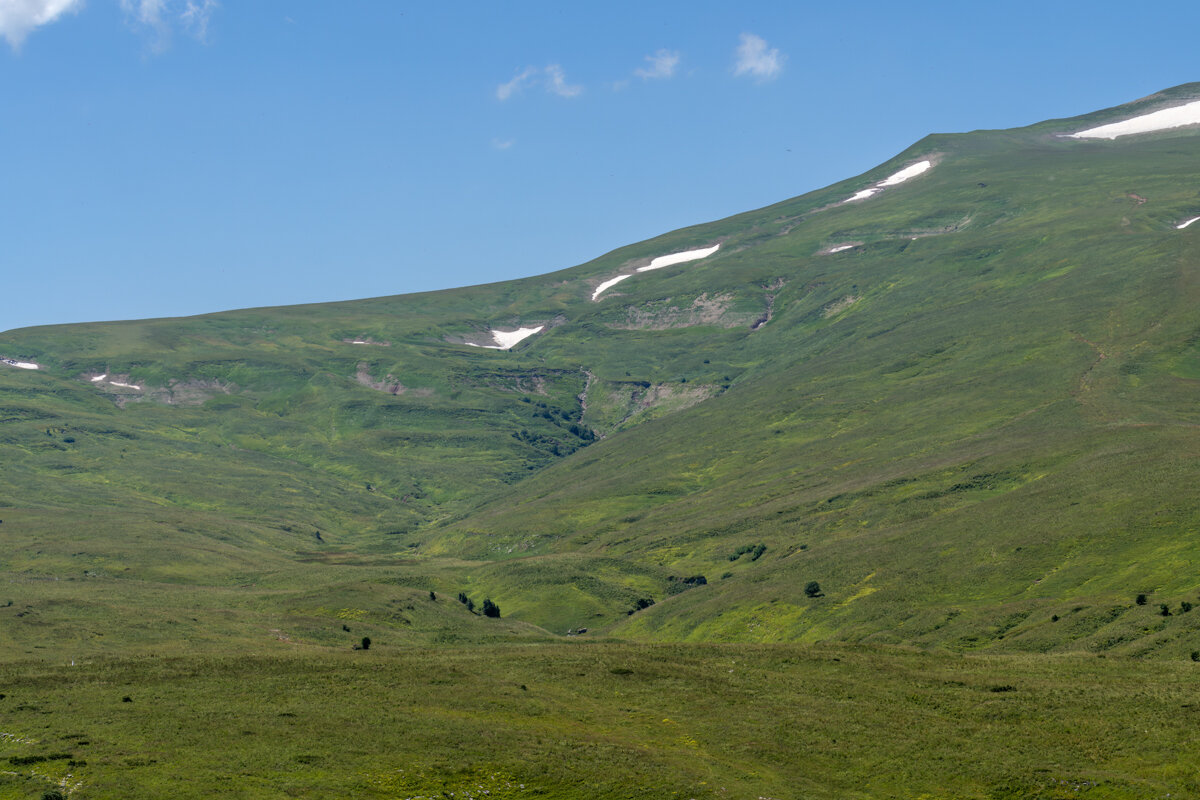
(6, 84), (1200, 800)
(2, 84), (1200, 657)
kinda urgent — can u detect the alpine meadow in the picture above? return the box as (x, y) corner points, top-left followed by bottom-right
(5, 84), (1200, 798)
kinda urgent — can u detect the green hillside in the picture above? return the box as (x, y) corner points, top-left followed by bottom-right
(3, 84), (1200, 798)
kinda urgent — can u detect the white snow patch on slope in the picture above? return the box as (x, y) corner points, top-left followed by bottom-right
(592, 244), (720, 300)
(592, 274), (633, 300)
(827, 244), (855, 254)
(636, 244), (721, 273)
(108, 381), (142, 390)
(1177, 216), (1200, 230)
(1, 358), (39, 370)
(467, 326), (544, 350)
(842, 160), (932, 203)
(91, 374), (107, 382)
(1071, 100), (1200, 139)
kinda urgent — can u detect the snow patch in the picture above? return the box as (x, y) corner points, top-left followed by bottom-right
(108, 381), (142, 390)
(1070, 99), (1200, 140)
(592, 244), (720, 300)
(636, 244), (721, 273)
(592, 274), (633, 300)
(1, 357), (39, 370)
(91, 374), (107, 382)
(843, 160), (932, 203)
(467, 326), (545, 350)
(826, 244), (856, 254)
(1177, 216), (1200, 230)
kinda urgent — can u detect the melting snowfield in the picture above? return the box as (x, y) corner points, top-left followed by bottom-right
(591, 274), (633, 300)
(826, 244), (856, 254)
(635, 244), (721, 273)
(592, 244), (721, 300)
(1177, 216), (1200, 230)
(1, 357), (39, 370)
(467, 326), (545, 350)
(1070, 99), (1200, 139)
(843, 160), (932, 203)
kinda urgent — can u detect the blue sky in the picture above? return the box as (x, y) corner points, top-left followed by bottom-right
(2, 1), (1198, 332)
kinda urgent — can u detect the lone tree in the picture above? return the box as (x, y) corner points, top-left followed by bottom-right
(1136, 593), (1148, 605)
(804, 581), (823, 598)
(361, 636), (371, 650)
(482, 598), (501, 618)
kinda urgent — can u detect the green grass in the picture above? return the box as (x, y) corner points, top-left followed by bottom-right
(2, 644), (1199, 799)
(3, 84), (1200, 796)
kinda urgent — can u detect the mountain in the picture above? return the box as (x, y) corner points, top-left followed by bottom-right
(3, 83), (1200, 798)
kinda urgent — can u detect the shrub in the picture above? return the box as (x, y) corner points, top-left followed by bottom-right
(1192, 651), (1200, 663)
(1136, 594), (1147, 605)
(429, 591), (437, 601)
(1181, 601), (1193, 613)
(804, 581), (822, 598)
(1160, 604), (1171, 617)
(1051, 614), (1060, 622)
(361, 636), (371, 650)
(482, 599), (501, 618)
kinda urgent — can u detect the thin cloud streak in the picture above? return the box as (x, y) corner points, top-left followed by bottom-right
(496, 64), (582, 101)
(121, 0), (217, 52)
(497, 66), (538, 101)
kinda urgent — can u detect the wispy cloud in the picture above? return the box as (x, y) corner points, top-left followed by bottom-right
(491, 138), (515, 150)
(733, 33), (783, 82)
(497, 66), (538, 101)
(0, 0), (84, 50)
(496, 64), (582, 101)
(181, 0), (217, 43)
(121, 0), (217, 52)
(544, 64), (582, 98)
(634, 49), (680, 80)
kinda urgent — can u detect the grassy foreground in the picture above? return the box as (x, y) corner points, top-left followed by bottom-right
(1, 642), (1198, 799)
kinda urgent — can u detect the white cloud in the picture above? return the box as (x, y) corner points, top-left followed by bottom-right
(634, 49), (679, 80)
(497, 66), (538, 101)
(496, 64), (582, 101)
(491, 138), (515, 150)
(733, 33), (783, 81)
(121, 0), (216, 52)
(544, 63), (581, 98)
(0, 0), (84, 49)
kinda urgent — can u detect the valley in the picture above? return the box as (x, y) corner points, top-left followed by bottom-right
(3, 83), (1200, 798)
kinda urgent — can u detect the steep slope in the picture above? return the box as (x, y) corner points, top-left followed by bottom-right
(3, 83), (1200, 656)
